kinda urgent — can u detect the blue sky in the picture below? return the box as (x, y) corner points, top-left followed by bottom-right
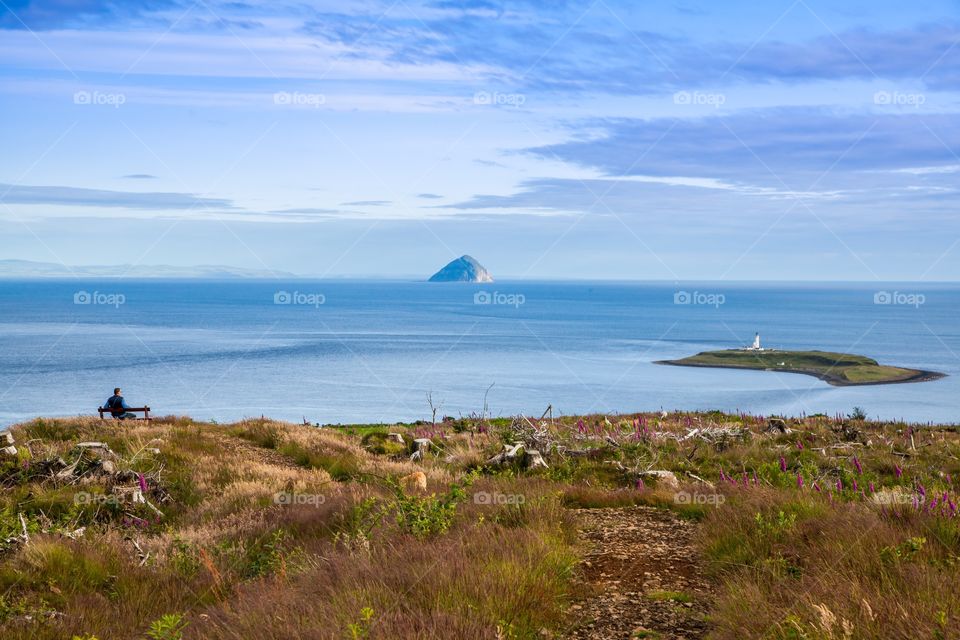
(2, 0), (960, 280)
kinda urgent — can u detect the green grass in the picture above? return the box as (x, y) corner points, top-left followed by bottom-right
(5, 411), (960, 639)
(665, 349), (931, 385)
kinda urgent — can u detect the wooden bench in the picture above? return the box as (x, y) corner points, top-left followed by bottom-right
(98, 406), (151, 421)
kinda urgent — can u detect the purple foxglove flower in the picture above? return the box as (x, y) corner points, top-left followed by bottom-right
(852, 479), (858, 492)
(137, 473), (148, 493)
(797, 441), (804, 450)
(797, 474), (804, 489)
(895, 465), (903, 479)
(853, 457), (862, 474)
(779, 456), (787, 472)
(869, 482), (875, 493)
(813, 482), (821, 492)
(836, 478), (843, 491)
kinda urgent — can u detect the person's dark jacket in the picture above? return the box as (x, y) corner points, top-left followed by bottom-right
(103, 395), (129, 416)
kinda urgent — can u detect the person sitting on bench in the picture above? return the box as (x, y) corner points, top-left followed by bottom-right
(103, 388), (137, 420)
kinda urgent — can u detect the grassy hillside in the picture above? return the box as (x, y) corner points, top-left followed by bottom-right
(660, 349), (941, 385)
(1, 411), (959, 639)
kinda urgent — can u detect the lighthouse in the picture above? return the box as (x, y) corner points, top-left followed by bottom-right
(751, 333), (761, 350)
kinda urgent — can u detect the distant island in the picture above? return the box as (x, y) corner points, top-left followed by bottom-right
(0, 259), (294, 279)
(657, 334), (944, 386)
(428, 255), (493, 283)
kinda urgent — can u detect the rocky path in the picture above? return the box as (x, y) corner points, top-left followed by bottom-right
(564, 506), (713, 640)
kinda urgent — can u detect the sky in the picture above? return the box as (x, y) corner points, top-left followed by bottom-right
(2, 0), (960, 280)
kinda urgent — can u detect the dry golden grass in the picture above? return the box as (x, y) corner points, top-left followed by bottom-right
(2, 411), (959, 639)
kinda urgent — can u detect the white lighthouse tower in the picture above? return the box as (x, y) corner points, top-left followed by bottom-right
(746, 332), (762, 351)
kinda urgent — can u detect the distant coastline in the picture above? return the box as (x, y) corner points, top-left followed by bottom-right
(0, 259), (294, 280)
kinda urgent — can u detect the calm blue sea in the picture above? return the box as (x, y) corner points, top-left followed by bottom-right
(0, 280), (958, 427)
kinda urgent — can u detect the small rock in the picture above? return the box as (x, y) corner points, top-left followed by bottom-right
(638, 470), (680, 489)
(1, 445), (17, 456)
(1, 432), (14, 445)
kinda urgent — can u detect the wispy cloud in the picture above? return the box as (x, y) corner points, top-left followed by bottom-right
(339, 200), (391, 206)
(0, 183), (234, 210)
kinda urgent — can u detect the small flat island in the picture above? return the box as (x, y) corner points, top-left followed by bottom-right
(657, 334), (945, 386)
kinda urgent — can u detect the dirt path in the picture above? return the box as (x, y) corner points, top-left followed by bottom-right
(564, 506), (713, 640)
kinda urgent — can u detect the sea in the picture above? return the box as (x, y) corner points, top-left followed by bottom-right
(0, 279), (958, 427)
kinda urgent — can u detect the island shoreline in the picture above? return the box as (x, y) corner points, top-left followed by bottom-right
(654, 359), (947, 387)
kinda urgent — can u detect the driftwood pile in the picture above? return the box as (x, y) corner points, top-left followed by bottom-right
(2, 437), (169, 554)
(486, 416), (553, 470)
